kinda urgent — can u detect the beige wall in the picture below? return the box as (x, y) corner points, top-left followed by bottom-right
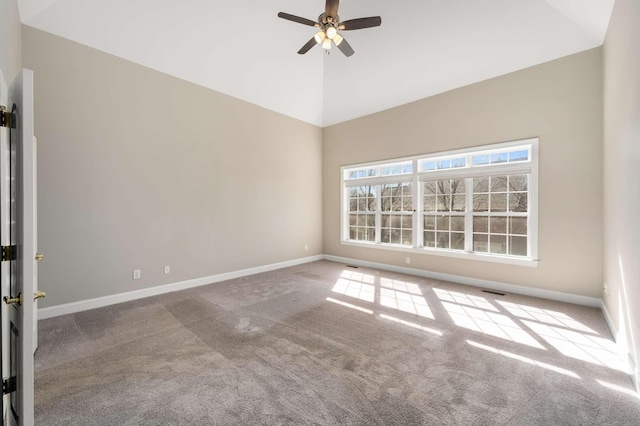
(603, 0), (640, 389)
(23, 26), (323, 307)
(324, 48), (603, 298)
(0, 0), (21, 82)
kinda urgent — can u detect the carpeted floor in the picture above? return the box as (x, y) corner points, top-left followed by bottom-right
(35, 260), (640, 425)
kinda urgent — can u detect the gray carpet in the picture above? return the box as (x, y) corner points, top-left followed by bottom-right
(35, 260), (640, 425)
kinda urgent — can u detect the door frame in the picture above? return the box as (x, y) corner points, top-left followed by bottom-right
(1, 67), (38, 426)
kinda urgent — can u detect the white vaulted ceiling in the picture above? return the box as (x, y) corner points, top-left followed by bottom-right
(18, 0), (615, 127)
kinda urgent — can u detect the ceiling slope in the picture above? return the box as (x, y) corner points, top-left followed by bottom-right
(19, 0), (614, 127)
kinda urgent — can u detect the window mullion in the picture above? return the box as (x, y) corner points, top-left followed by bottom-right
(465, 177), (473, 252)
(413, 160), (420, 248)
(342, 183), (347, 241)
(375, 185), (381, 244)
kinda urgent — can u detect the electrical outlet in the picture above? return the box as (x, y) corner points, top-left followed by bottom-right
(603, 282), (610, 300)
(304, 245), (309, 251)
(405, 257), (411, 265)
(133, 269), (141, 280)
(164, 265), (170, 274)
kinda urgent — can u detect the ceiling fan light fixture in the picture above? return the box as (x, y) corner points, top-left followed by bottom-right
(278, 0), (383, 57)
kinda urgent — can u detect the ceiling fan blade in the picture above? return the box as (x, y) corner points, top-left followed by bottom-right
(335, 37), (354, 57)
(278, 12), (319, 27)
(339, 16), (382, 31)
(298, 37), (318, 55)
(325, 0), (339, 18)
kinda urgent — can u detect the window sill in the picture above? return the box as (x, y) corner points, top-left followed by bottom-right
(340, 240), (539, 267)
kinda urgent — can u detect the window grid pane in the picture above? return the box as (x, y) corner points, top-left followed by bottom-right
(472, 215), (528, 257)
(381, 213), (413, 245)
(349, 186), (377, 212)
(349, 213), (376, 242)
(423, 179), (465, 213)
(381, 183), (413, 212)
(423, 212), (465, 251)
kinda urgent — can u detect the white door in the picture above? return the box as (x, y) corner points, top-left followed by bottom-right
(1, 68), (40, 426)
(32, 137), (39, 354)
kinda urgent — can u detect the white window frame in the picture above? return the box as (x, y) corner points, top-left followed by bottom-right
(340, 138), (539, 267)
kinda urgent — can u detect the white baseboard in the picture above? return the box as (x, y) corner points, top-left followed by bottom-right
(39, 253), (601, 318)
(323, 255), (601, 307)
(600, 300), (639, 391)
(38, 255), (323, 320)
(627, 354), (639, 393)
(600, 299), (619, 341)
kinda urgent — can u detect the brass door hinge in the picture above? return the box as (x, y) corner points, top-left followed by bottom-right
(2, 245), (17, 262)
(2, 376), (16, 395)
(0, 105), (16, 129)
(3, 292), (22, 305)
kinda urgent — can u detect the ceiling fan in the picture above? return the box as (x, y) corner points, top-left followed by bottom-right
(278, 0), (382, 57)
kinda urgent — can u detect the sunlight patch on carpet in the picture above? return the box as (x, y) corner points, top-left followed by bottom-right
(522, 320), (627, 372)
(326, 297), (373, 314)
(467, 340), (579, 378)
(379, 314), (442, 336)
(498, 301), (598, 334)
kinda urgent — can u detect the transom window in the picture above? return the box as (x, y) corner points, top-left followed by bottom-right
(341, 139), (538, 265)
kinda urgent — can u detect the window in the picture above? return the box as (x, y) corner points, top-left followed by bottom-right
(423, 179), (466, 250)
(380, 182), (413, 245)
(341, 139), (538, 265)
(472, 175), (528, 256)
(348, 185), (376, 242)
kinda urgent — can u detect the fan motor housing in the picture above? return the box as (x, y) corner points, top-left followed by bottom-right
(319, 13), (339, 26)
